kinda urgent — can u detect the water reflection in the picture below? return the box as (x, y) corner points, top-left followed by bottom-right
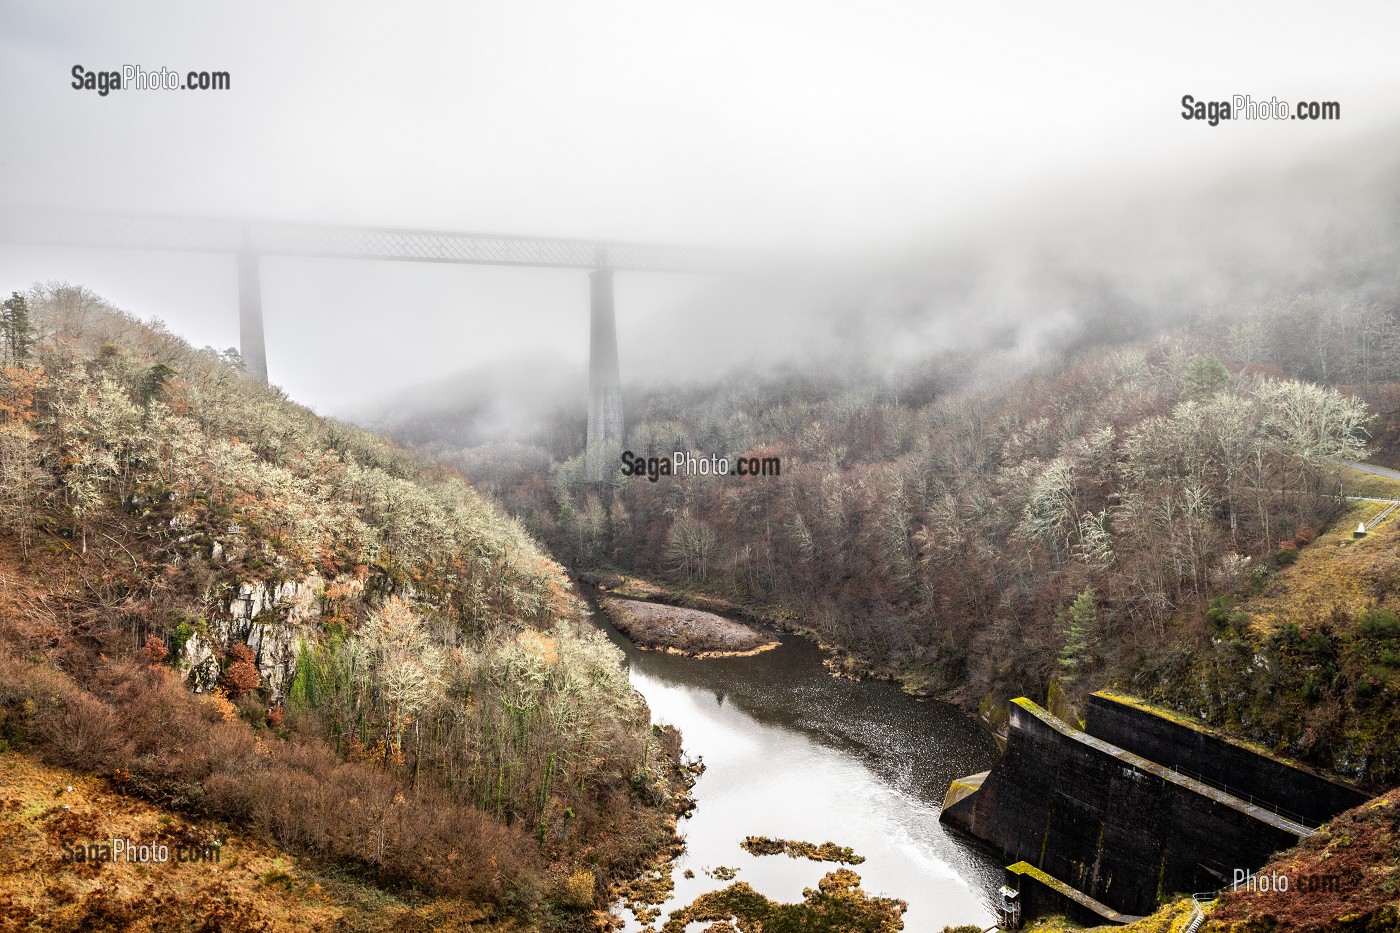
(588, 602), (1004, 932)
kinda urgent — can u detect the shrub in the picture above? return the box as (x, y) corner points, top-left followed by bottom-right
(167, 619), (195, 656)
(222, 644), (260, 698)
(204, 739), (534, 900)
(1206, 597), (1250, 635)
(42, 692), (132, 772)
(1206, 597), (1233, 628)
(1360, 610), (1400, 640)
(561, 868), (596, 908)
(4, 646), (539, 903)
(142, 635), (169, 664)
(236, 694), (267, 727)
(0, 651), (81, 748)
(1304, 631), (1337, 658)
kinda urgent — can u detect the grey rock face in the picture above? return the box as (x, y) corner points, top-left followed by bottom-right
(178, 574), (322, 701)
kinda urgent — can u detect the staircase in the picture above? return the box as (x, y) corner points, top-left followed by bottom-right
(1184, 892), (1216, 933)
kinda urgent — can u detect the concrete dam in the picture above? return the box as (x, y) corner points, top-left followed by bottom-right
(941, 692), (1370, 925)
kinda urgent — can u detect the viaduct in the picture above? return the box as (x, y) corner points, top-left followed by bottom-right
(0, 208), (739, 479)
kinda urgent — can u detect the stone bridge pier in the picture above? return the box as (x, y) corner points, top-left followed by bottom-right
(236, 250), (268, 383)
(585, 266), (623, 481)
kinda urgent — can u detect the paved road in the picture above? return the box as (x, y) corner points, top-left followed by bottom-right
(1344, 461), (1400, 482)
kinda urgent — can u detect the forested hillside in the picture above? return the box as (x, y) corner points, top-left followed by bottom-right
(443, 295), (1400, 787)
(0, 285), (686, 928)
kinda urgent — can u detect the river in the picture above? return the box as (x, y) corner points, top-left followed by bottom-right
(588, 600), (1004, 932)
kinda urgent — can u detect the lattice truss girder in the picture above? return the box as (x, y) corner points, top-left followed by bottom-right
(0, 208), (737, 273)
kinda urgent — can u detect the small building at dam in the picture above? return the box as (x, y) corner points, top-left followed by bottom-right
(941, 692), (1370, 924)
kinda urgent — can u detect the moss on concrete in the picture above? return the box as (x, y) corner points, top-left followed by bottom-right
(1007, 861), (1146, 925)
(1094, 690), (1302, 767)
(942, 772), (987, 810)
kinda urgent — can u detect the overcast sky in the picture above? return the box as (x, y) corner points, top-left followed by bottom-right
(2, 1), (1399, 412)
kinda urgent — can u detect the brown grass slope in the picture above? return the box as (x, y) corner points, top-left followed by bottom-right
(0, 751), (526, 933)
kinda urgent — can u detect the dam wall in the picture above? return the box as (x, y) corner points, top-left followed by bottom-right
(1084, 692), (1368, 827)
(941, 697), (1312, 917)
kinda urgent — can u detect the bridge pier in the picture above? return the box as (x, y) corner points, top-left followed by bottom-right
(237, 251), (268, 383)
(585, 267), (623, 481)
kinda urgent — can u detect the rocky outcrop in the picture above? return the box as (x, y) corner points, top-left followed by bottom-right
(179, 576), (323, 700)
(179, 634), (220, 693)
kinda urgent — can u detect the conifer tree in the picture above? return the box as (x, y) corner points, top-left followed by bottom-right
(1, 292), (35, 363)
(1056, 586), (1098, 682)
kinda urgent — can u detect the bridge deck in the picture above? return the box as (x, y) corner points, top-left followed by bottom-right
(0, 207), (740, 273)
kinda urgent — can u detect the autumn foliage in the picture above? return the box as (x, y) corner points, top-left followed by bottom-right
(222, 644), (260, 697)
(468, 300), (1399, 782)
(141, 635), (169, 664)
(0, 284), (685, 922)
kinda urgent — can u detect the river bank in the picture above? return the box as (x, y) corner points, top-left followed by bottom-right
(577, 582), (1004, 932)
(577, 569), (1007, 732)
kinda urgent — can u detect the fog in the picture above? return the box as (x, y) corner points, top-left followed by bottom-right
(2, 1), (1400, 414)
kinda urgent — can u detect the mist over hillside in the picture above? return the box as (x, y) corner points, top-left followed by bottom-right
(338, 121), (1400, 802)
(352, 352), (586, 452)
(353, 123), (1400, 455)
